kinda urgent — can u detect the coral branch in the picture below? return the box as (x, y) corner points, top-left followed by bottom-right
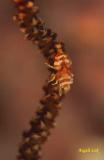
(13, 0), (74, 159)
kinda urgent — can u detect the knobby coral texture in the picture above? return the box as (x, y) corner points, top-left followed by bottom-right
(13, 0), (74, 159)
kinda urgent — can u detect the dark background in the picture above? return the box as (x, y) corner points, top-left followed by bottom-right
(0, 0), (104, 160)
